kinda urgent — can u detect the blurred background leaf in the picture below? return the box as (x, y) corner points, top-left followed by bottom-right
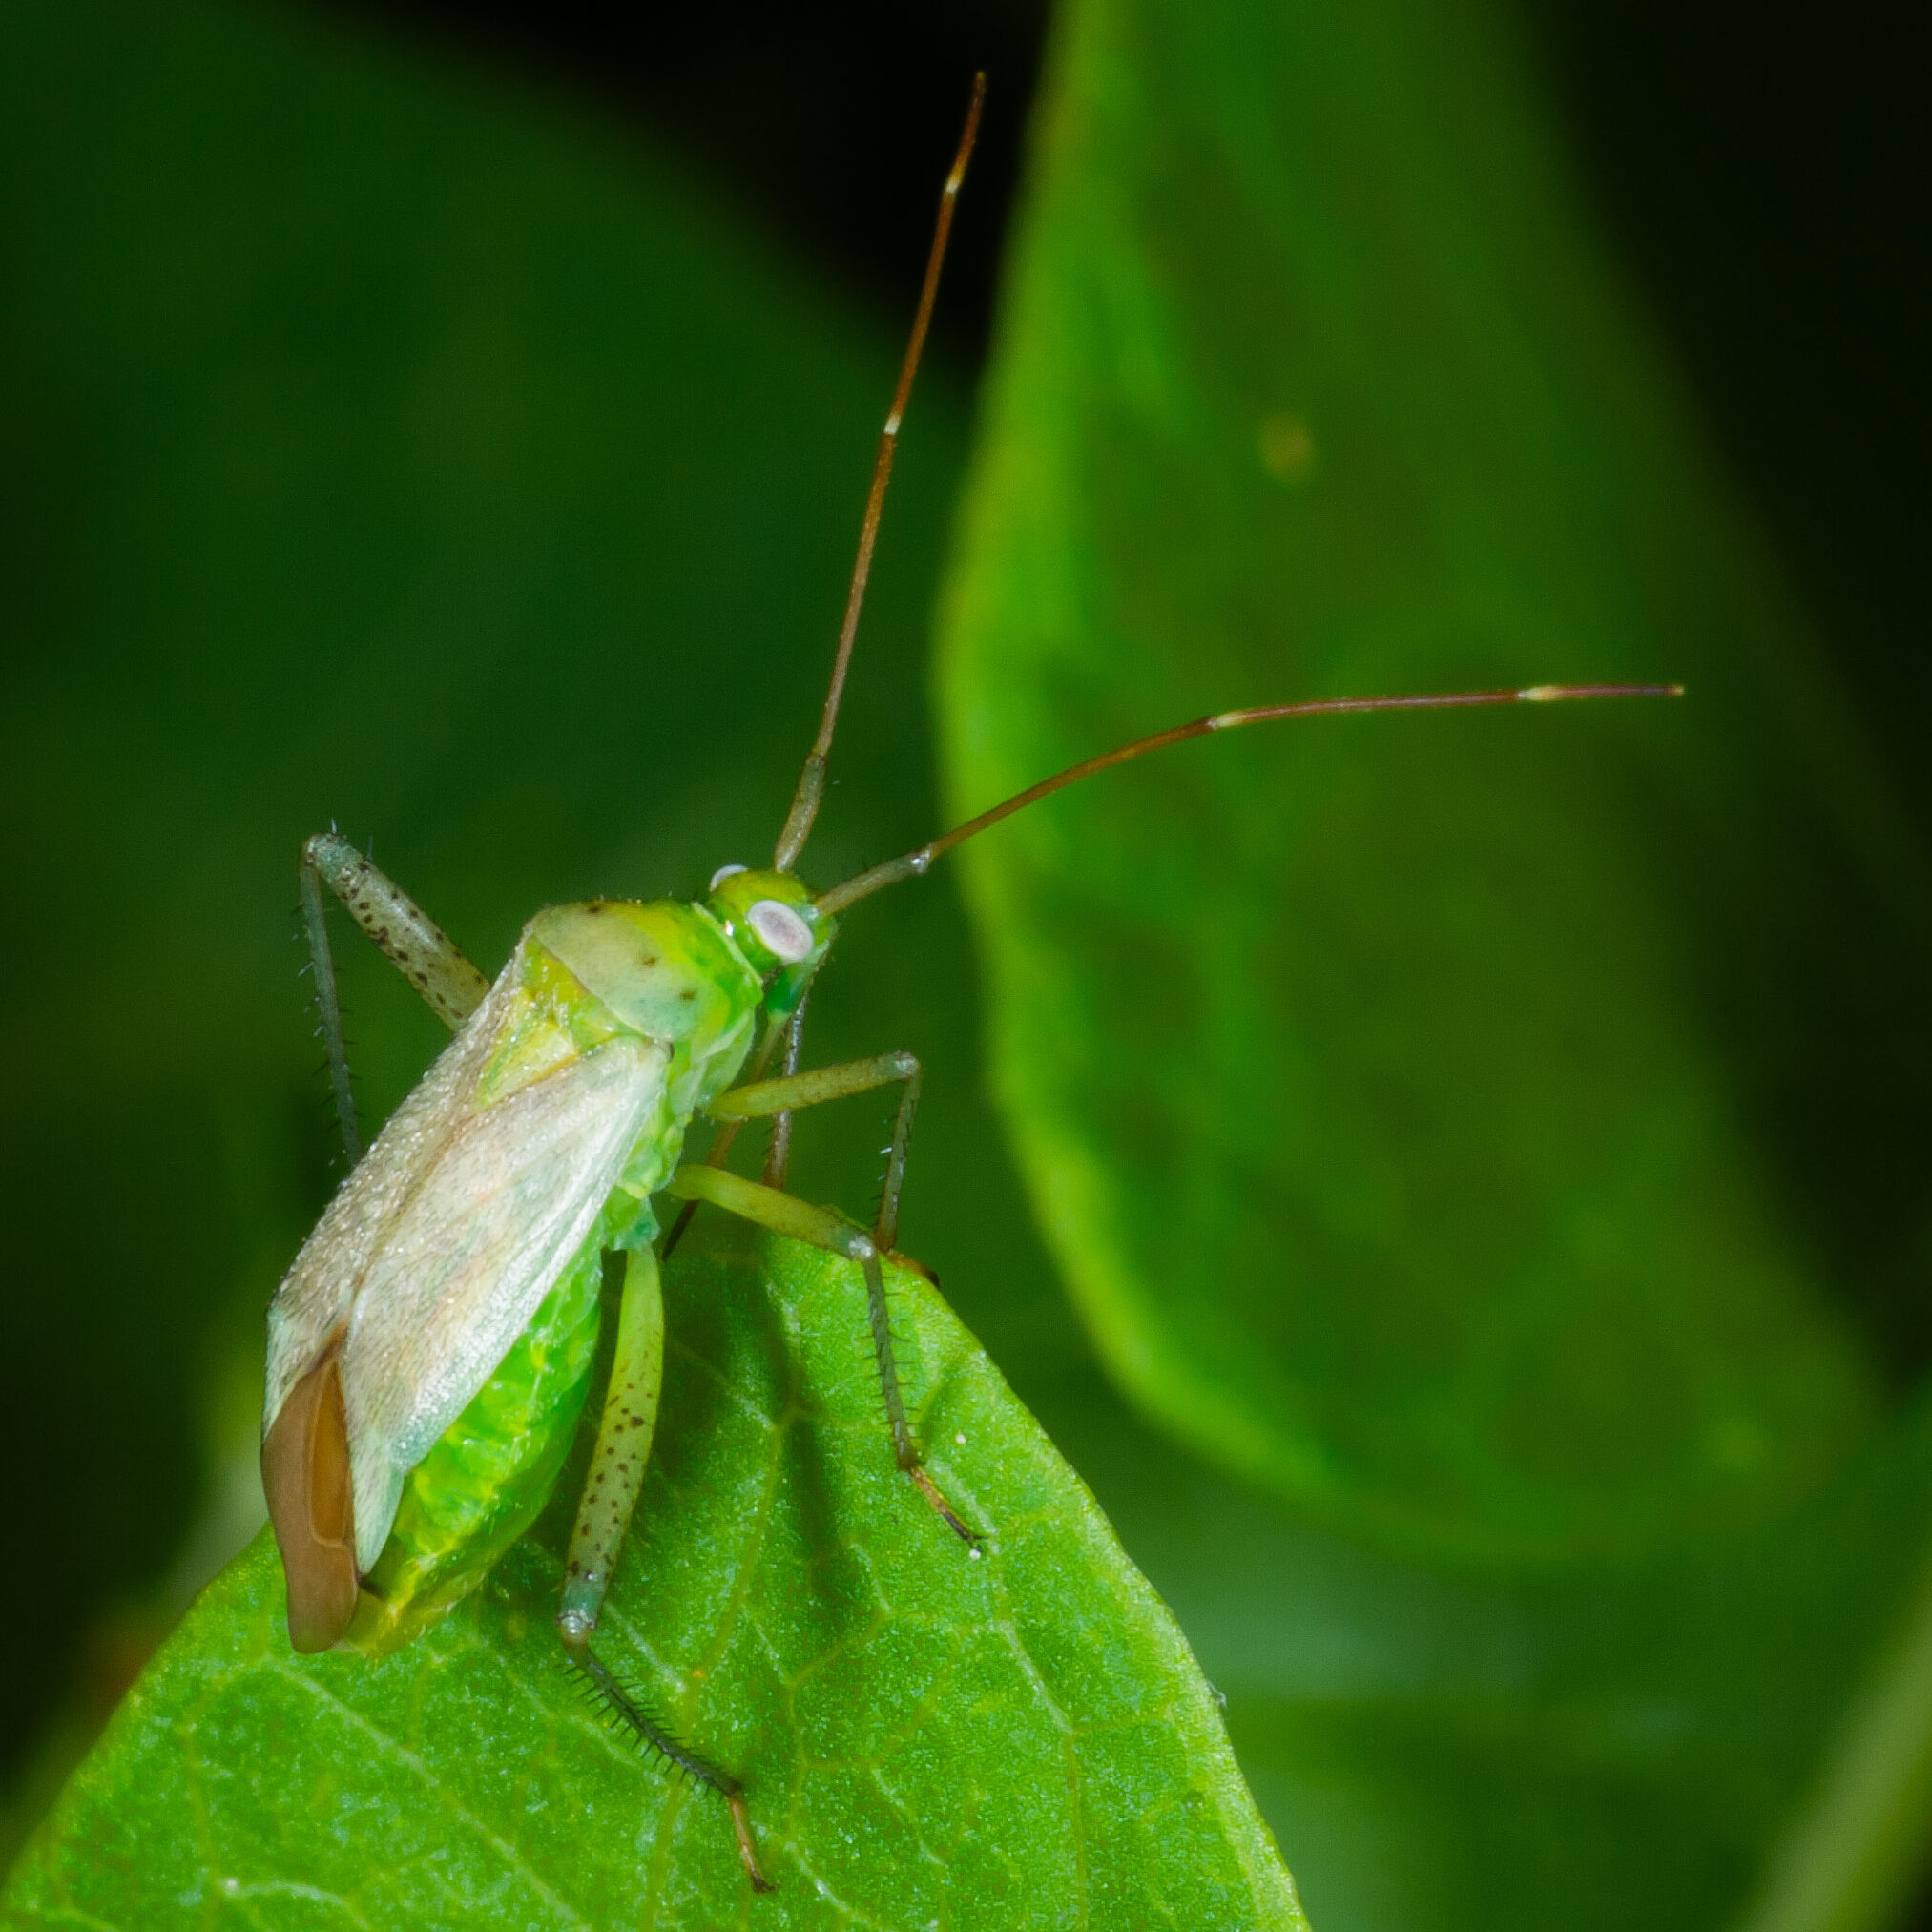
(931, 0), (1932, 1922)
(933, 0), (1932, 1923)
(3, 0), (1930, 1927)
(938, 0), (1932, 1559)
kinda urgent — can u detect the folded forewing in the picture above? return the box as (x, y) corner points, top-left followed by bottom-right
(263, 958), (530, 1437)
(340, 1033), (667, 1569)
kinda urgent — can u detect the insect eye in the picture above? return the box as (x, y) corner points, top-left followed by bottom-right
(747, 899), (814, 965)
(709, 862), (748, 890)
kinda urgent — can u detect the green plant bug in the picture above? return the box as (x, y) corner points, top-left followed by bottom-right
(259, 73), (1680, 1896)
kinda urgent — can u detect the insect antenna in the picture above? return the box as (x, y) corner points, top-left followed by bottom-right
(816, 681), (1684, 915)
(772, 73), (986, 874)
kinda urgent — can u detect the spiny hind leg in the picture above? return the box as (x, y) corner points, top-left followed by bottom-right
(299, 831), (490, 1162)
(661, 1163), (974, 1546)
(554, 1247), (771, 1892)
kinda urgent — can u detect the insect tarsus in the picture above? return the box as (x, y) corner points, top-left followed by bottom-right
(563, 1639), (774, 1893)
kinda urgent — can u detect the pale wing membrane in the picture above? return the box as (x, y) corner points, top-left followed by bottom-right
(264, 944), (671, 1574)
(264, 960), (530, 1438)
(343, 1034), (665, 1568)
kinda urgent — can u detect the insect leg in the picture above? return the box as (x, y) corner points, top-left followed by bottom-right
(661, 989), (811, 1260)
(554, 1248), (772, 1894)
(299, 858), (361, 1168)
(709, 1050), (923, 1250)
(759, 998), (809, 1189)
(558, 1250), (665, 1642)
(662, 1163), (974, 1545)
(301, 830), (490, 1031)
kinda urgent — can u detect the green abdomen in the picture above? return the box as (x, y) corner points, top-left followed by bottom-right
(345, 1227), (610, 1657)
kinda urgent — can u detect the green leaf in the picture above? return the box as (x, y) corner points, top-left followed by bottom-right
(937, 0), (1932, 1559)
(4, 1225), (1299, 1929)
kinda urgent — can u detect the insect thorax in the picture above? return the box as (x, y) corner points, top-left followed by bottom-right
(520, 898), (767, 1124)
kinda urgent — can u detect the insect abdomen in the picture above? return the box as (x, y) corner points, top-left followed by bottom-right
(343, 1221), (612, 1657)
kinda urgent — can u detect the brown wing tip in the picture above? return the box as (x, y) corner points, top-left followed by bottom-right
(261, 1344), (360, 1652)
